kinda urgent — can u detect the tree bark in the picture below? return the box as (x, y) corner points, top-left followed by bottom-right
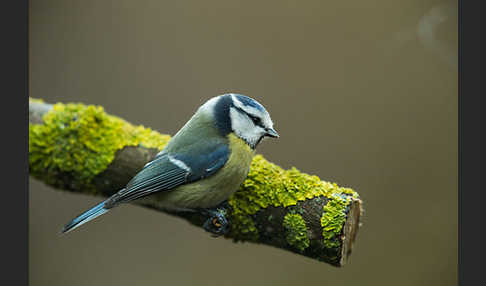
(28, 98), (363, 267)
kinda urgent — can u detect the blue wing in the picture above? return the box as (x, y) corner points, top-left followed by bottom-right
(104, 143), (230, 208)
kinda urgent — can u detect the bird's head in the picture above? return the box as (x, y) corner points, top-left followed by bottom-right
(201, 93), (279, 149)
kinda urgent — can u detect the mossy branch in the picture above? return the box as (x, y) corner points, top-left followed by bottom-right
(28, 98), (363, 267)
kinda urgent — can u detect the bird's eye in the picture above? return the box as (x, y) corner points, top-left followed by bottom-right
(248, 114), (261, 126)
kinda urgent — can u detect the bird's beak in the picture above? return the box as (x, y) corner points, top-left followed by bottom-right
(265, 128), (279, 138)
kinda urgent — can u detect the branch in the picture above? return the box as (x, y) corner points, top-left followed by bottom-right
(28, 98), (363, 267)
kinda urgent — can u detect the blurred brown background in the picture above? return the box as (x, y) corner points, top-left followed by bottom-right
(29, 0), (458, 285)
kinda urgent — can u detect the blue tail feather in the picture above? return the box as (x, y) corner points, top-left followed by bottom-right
(61, 200), (109, 234)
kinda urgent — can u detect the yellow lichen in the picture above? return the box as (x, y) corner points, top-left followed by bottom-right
(29, 102), (171, 190)
(321, 195), (350, 248)
(227, 155), (359, 242)
(283, 213), (310, 252)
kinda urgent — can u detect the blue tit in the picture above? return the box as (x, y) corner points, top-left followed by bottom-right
(62, 93), (279, 235)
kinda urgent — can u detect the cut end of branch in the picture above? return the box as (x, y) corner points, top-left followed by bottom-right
(340, 198), (362, 266)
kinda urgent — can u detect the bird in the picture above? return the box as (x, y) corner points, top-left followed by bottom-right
(61, 93), (279, 235)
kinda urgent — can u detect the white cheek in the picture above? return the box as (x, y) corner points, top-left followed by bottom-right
(229, 108), (252, 134)
(229, 108), (265, 145)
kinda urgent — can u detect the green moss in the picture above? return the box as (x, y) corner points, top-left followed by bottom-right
(320, 195), (351, 248)
(283, 213), (310, 252)
(29, 102), (171, 190)
(227, 155), (359, 242)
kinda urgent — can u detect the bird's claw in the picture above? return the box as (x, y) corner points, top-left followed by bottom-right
(201, 204), (230, 237)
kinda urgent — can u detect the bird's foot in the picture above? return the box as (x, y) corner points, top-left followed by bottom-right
(200, 202), (231, 237)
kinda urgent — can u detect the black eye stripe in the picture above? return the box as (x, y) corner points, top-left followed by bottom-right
(251, 116), (265, 129)
(232, 105), (264, 127)
(249, 114), (259, 123)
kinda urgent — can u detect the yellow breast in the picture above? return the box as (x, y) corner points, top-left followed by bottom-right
(150, 133), (255, 210)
